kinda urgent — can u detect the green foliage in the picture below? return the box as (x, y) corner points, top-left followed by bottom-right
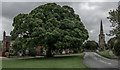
(9, 53), (15, 56)
(12, 41), (23, 55)
(83, 40), (98, 50)
(73, 48), (79, 53)
(28, 48), (37, 56)
(97, 50), (116, 59)
(40, 48), (44, 55)
(107, 37), (118, 50)
(5, 52), (9, 58)
(108, 37), (119, 56)
(107, 6), (120, 38)
(113, 41), (120, 56)
(107, 4), (120, 57)
(10, 3), (89, 57)
(105, 44), (109, 50)
(110, 41), (115, 49)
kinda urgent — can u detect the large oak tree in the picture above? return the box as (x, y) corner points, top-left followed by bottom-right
(11, 3), (89, 57)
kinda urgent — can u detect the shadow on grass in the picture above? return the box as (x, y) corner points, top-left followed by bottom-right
(2, 68), (91, 70)
(20, 55), (82, 61)
(54, 55), (81, 58)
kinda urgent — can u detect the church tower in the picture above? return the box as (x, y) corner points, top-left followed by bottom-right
(99, 20), (106, 51)
(2, 31), (6, 56)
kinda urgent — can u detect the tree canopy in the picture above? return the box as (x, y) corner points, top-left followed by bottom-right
(113, 41), (120, 56)
(107, 5), (120, 38)
(10, 3), (89, 57)
(107, 4), (120, 56)
(82, 40), (98, 51)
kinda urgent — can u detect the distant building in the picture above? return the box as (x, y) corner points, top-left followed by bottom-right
(1, 31), (19, 56)
(1, 31), (41, 56)
(98, 20), (106, 51)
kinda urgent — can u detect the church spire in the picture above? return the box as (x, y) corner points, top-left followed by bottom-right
(100, 19), (103, 34)
(3, 31), (6, 38)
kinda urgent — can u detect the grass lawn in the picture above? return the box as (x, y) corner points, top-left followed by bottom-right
(0, 60), (1, 69)
(97, 50), (116, 59)
(2, 53), (88, 68)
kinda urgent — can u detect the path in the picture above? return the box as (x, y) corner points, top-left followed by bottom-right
(83, 52), (119, 70)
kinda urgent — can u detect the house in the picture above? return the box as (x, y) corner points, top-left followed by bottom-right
(1, 31), (42, 56)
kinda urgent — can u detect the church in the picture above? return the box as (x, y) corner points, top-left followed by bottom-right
(98, 20), (106, 51)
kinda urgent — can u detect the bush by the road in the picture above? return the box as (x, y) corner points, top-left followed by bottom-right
(113, 41), (120, 56)
(97, 50), (116, 59)
(5, 52), (9, 58)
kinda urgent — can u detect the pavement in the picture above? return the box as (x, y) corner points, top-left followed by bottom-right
(83, 52), (119, 69)
(0, 57), (6, 60)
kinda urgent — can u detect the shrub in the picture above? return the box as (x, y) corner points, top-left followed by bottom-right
(5, 52), (9, 58)
(9, 53), (14, 56)
(83, 40), (98, 51)
(28, 48), (37, 56)
(73, 48), (79, 53)
(110, 42), (115, 49)
(40, 48), (43, 55)
(12, 41), (23, 54)
(113, 41), (120, 56)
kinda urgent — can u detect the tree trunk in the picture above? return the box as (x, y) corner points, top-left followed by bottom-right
(46, 47), (53, 57)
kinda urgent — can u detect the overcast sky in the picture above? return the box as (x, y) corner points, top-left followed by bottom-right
(0, 1), (119, 43)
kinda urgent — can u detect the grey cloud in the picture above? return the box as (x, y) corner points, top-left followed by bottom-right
(71, 2), (118, 42)
(2, 2), (74, 19)
(2, 0), (120, 2)
(2, 2), (46, 19)
(0, 2), (2, 40)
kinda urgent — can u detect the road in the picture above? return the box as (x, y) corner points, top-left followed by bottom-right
(83, 52), (119, 70)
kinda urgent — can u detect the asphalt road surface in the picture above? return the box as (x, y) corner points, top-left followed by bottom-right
(83, 52), (119, 70)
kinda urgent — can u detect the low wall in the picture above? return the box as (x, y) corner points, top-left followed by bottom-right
(0, 52), (5, 56)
